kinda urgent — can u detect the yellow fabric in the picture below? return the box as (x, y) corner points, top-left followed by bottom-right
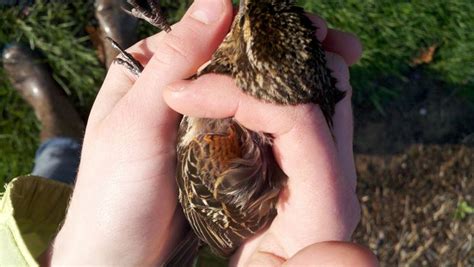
(0, 176), (72, 266)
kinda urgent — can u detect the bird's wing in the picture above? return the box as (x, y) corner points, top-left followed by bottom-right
(177, 122), (286, 257)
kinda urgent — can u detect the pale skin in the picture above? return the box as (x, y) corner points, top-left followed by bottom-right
(49, 0), (377, 266)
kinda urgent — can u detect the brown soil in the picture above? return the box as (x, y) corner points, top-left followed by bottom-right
(353, 69), (474, 266)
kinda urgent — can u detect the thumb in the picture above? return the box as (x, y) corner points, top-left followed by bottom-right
(118, 0), (233, 128)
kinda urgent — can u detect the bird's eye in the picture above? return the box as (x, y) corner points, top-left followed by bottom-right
(239, 16), (245, 28)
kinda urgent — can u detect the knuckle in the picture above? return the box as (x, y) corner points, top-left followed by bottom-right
(326, 52), (350, 79)
(153, 31), (192, 67)
(115, 62), (139, 82)
(325, 52), (352, 93)
(343, 85), (353, 99)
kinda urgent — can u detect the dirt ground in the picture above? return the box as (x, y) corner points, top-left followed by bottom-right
(352, 69), (474, 266)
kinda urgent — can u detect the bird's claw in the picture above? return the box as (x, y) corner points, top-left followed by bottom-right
(124, 0), (171, 33)
(106, 36), (143, 76)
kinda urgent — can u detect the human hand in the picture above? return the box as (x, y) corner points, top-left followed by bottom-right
(52, 0), (235, 265)
(162, 13), (370, 266)
(50, 0), (376, 265)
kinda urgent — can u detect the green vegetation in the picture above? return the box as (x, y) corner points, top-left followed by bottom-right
(299, 0), (474, 109)
(0, 1), (103, 184)
(1, 0), (473, 185)
(454, 200), (474, 220)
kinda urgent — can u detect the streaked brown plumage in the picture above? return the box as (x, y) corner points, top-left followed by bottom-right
(176, 117), (285, 259)
(118, 0), (345, 264)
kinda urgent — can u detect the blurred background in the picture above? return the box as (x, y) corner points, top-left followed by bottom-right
(0, 0), (472, 265)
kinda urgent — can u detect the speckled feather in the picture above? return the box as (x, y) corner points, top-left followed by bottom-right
(177, 117), (284, 257)
(202, 0), (344, 127)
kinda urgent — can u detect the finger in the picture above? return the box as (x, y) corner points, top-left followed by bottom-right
(163, 55), (353, 139)
(234, 105), (359, 261)
(164, 74), (306, 135)
(271, 105), (360, 245)
(89, 32), (166, 125)
(283, 242), (379, 267)
(90, 0), (234, 125)
(306, 14), (328, 41)
(120, 0), (234, 129)
(307, 14), (363, 66)
(323, 29), (363, 66)
(326, 52), (357, 190)
(269, 54), (359, 254)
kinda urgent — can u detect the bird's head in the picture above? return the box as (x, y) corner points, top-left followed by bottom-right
(208, 0), (325, 105)
(233, 0), (295, 31)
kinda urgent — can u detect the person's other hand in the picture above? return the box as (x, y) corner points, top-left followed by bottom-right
(163, 13), (370, 266)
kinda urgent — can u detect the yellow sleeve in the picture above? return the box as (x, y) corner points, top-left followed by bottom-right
(0, 176), (72, 266)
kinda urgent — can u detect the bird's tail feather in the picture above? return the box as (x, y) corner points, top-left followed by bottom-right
(161, 230), (200, 267)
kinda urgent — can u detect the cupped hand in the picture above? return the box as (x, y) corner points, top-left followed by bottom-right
(163, 13), (366, 266)
(51, 0), (375, 266)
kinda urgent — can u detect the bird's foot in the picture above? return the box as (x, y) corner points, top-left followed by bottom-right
(123, 0), (171, 33)
(108, 1), (171, 76)
(106, 36), (143, 76)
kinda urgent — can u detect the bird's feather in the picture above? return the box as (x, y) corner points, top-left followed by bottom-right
(177, 119), (285, 257)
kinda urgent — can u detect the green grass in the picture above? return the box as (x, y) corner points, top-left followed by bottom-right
(0, 1), (104, 185)
(1, 0), (473, 186)
(0, 0), (189, 186)
(299, 0), (474, 108)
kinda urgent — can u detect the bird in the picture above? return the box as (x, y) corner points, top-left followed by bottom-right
(110, 0), (345, 265)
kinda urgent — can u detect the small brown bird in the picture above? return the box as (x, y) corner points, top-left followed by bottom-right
(111, 0), (344, 265)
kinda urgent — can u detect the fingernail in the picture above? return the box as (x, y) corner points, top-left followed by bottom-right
(191, 0), (223, 24)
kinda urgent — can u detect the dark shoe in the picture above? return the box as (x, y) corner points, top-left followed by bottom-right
(95, 0), (138, 68)
(2, 44), (85, 141)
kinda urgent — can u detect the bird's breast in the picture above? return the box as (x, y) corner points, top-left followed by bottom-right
(179, 117), (234, 148)
(201, 129), (241, 168)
